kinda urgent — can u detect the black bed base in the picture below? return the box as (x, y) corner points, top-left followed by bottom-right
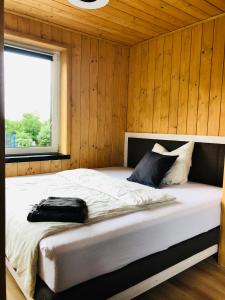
(35, 227), (219, 300)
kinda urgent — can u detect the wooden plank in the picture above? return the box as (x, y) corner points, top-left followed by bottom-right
(141, 0), (199, 24)
(142, 39), (156, 133)
(138, 41), (150, 132)
(153, 37), (164, 133)
(207, 0), (225, 11)
(132, 44), (141, 132)
(4, 12), (18, 31)
(103, 42), (115, 166)
(40, 160), (51, 173)
(197, 20), (214, 135)
(119, 0), (186, 28)
(207, 17), (225, 136)
(118, 46), (129, 164)
(61, 159), (71, 171)
(177, 28), (192, 134)
(168, 31), (182, 134)
(109, 0), (176, 32)
(28, 18), (41, 37)
(70, 33), (81, 169)
(5, 163), (18, 177)
(17, 14), (29, 34)
(40, 22), (51, 40)
(185, 0), (222, 16)
(127, 46), (137, 132)
(79, 36), (90, 167)
(88, 38), (99, 168)
(219, 49), (225, 136)
(29, 161), (41, 175)
(17, 162), (30, 176)
(163, 0), (210, 19)
(186, 24), (202, 135)
(96, 40), (107, 167)
(159, 34), (172, 133)
(50, 160), (62, 172)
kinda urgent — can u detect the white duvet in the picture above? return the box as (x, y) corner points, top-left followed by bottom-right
(6, 168), (174, 298)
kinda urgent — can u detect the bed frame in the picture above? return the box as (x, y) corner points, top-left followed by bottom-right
(7, 133), (225, 300)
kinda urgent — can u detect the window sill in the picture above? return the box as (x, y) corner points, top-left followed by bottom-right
(5, 153), (70, 163)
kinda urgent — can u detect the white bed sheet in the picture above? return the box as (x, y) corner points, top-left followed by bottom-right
(38, 167), (222, 293)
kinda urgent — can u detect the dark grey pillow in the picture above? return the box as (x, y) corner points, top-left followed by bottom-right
(127, 151), (178, 188)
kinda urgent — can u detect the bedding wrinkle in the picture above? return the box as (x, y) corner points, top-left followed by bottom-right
(6, 168), (173, 297)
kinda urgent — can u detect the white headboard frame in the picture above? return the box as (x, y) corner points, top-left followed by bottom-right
(124, 132), (225, 167)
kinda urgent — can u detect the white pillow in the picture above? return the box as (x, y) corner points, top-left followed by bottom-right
(152, 142), (195, 185)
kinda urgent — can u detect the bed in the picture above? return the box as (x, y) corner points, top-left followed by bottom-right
(6, 133), (225, 300)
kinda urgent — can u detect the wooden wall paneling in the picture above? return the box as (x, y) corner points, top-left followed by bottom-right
(118, 47), (129, 164)
(4, 13), (18, 31)
(61, 159), (71, 171)
(127, 14), (225, 138)
(142, 39), (156, 133)
(186, 24), (202, 135)
(111, 46), (122, 166)
(40, 161), (51, 174)
(70, 33), (81, 169)
(28, 18), (41, 38)
(80, 36), (90, 168)
(130, 44), (142, 132)
(207, 17), (225, 136)
(88, 38), (99, 168)
(4, 13), (129, 176)
(96, 40), (107, 167)
(152, 37), (164, 133)
(29, 161), (41, 175)
(138, 41), (149, 132)
(177, 28), (192, 134)
(127, 44), (142, 132)
(127, 46), (136, 132)
(219, 51), (225, 136)
(159, 34), (173, 133)
(168, 31), (182, 134)
(197, 20), (214, 135)
(50, 160), (62, 173)
(103, 42), (114, 166)
(17, 162), (30, 176)
(111, 45), (129, 166)
(5, 163), (18, 177)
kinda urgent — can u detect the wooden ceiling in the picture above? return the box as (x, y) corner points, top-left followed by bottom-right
(4, 0), (225, 45)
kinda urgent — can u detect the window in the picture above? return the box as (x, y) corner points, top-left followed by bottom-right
(4, 43), (60, 155)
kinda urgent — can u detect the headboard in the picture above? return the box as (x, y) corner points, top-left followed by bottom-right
(124, 133), (225, 187)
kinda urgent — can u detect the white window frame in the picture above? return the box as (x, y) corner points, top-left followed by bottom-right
(5, 42), (60, 155)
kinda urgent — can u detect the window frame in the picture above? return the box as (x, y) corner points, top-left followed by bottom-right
(4, 41), (60, 155)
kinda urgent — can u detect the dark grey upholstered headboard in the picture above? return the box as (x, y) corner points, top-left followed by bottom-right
(126, 136), (225, 187)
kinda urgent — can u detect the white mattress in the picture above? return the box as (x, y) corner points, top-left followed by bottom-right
(38, 167), (222, 293)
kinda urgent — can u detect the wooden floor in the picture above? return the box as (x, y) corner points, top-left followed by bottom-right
(6, 257), (225, 300)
